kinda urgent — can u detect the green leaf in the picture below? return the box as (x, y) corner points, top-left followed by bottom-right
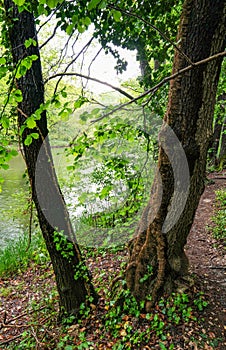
(16, 55), (38, 78)
(83, 17), (92, 26)
(14, 89), (23, 102)
(46, 0), (59, 8)
(99, 185), (112, 199)
(59, 110), (69, 120)
(27, 118), (36, 129)
(1, 116), (9, 129)
(9, 149), (18, 157)
(112, 10), (121, 22)
(31, 133), (39, 139)
(0, 57), (6, 65)
(98, 0), (107, 9)
(24, 135), (32, 146)
(13, 0), (26, 6)
(87, 0), (102, 11)
(61, 90), (67, 98)
(78, 24), (86, 33)
(24, 38), (37, 48)
(1, 164), (9, 170)
(66, 24), (74, 35)
(74, 96), (88, 109)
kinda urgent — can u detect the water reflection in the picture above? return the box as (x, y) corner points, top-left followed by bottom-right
(0, 153), (27, 247)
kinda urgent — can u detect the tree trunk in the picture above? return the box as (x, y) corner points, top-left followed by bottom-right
(126, 0), (226, 309)
(136, 39), (152, 89)
(208, 93), (226, 166)
(4, 1), (97, 316)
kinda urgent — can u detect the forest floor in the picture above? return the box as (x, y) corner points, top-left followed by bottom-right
(0, 172), (225, 349)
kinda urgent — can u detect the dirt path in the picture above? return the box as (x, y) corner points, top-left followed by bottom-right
(185, 172), (226, 328)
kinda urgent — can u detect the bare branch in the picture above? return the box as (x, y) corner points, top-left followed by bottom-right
(39, 23), (58, 49)
(45, 72), (135, 100)
(53, 37), (94, 94)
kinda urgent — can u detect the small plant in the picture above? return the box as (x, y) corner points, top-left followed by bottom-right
(139, 264), (153, 283)
(0, 230), (48, 277)
(211, 189), (226, 242)
(53, 230), (75, 261)
(193, 292), (208, 311)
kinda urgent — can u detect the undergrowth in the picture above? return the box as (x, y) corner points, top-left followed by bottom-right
(211, 189), (226, 243)
(1, 245), (223, 349)
(0, 231), (49, 277)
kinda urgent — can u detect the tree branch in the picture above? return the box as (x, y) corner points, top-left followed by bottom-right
(45, 72), (135, 100)
(91, 50), (226, 123)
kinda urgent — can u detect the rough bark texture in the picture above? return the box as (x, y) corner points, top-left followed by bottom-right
(126, 0), (226, 309)
(4, 1), (97, 316)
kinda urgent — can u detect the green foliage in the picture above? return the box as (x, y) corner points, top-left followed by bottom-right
(66, 113), (156, 245)
(0, 231), (49, 277)
(53, 230), (75, 260)
(193, 292), (209, 311)
(15, 55), (38, 79)
(211, 189), (226, 242)
(139, 264), (153, 283)
(73, 261), (90, 282)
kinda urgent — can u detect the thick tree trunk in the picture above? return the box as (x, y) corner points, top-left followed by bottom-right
(4, 1), (97, 316)
(126, 0), (226, 309)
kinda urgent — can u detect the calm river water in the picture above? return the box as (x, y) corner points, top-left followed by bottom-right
(0, 149), (72, 248)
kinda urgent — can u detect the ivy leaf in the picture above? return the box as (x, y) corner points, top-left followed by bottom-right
(14, 89), (23, 102)
(27, 118), (36, 129)
(24, 38), (37, 48)
(30, 133), (39, 139)
(24, 135), (32, 146)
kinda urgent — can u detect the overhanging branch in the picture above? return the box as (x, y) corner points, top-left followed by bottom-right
(45, 72), (135, 100)
(91, 51), (226, 123)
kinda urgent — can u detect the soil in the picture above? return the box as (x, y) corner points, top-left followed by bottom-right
(0, 172), (226, 349)
(185, 171), (226, 339)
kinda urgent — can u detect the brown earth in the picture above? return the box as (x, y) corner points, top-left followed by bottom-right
(0, 172), (226, 349)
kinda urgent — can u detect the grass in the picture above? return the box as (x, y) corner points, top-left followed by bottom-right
(211, 189), (226, 242)
(0, 230), (49, 277)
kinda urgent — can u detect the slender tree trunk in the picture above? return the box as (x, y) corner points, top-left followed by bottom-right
(4, 1), (97, 316)
(126, 0), (226, 310)
(209, 93), (226, 166)
(136, 39), (152, 89)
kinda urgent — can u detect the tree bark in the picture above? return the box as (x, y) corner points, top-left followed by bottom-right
(135, 38), (153, 89)
(126, 0), (226, 309)
(4, 1), (97, 316)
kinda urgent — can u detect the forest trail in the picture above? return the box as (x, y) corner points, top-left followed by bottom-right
(186, 171), (226, 329)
